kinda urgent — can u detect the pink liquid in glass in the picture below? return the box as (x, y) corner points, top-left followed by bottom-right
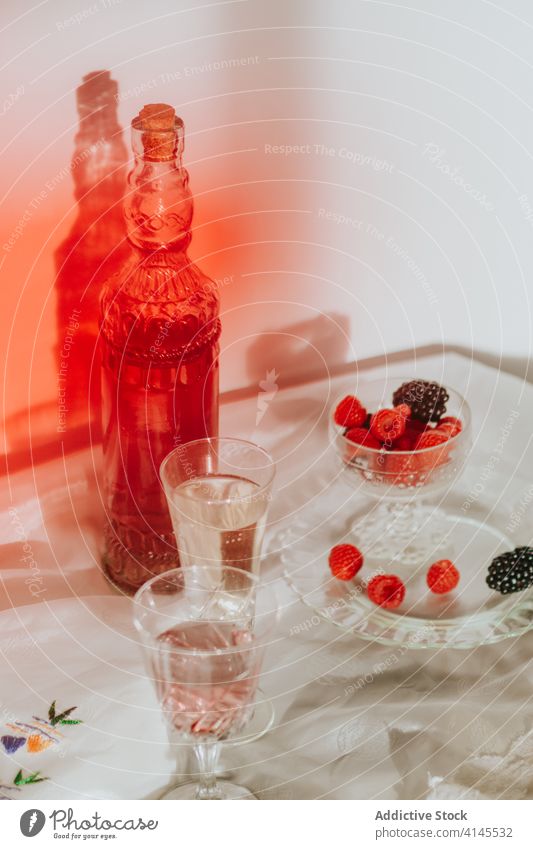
(154, 622), (258, 739)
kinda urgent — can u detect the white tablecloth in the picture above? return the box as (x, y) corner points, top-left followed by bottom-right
(1, 352), (532, 799)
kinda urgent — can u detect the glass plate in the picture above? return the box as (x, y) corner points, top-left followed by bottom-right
(277, 499), (533, 649)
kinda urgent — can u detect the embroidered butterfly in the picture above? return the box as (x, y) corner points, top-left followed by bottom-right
(1, 700), (83, 755)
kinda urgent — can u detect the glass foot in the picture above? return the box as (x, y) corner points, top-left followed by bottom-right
(161, 781), (256, 800)
(351, 501), (456, 572)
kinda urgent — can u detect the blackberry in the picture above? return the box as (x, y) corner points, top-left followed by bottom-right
(486, 547), (533, 594)
(392, 379), (449, 423)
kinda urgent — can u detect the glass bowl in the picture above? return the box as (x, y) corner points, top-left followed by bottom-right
(329, 378), (472, 500)
(327, 378), (477, 571)
(277, 376), (533, 648)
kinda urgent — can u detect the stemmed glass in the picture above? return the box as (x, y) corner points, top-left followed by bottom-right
(160, 438), (275, 575)
(133, 564), (278, 799)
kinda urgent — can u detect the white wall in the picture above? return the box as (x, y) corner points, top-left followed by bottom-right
(1, 0), (532, 417)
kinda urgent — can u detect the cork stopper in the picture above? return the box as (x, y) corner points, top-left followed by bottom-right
(134, 103), (176, 160)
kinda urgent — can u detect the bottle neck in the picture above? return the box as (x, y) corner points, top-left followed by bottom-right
(124, 118), (193, 252)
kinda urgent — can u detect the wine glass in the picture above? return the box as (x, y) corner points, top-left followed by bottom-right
(160, 438), (275, 574)
(133, 564), (278, 799)
(329, 377), (472, 573)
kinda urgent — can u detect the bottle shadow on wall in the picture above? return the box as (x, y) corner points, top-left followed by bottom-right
(54, 70), (128, 446)
(2, 71), (128, 472)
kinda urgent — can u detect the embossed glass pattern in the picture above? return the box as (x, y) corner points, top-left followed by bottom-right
(100, 110), (220, 592)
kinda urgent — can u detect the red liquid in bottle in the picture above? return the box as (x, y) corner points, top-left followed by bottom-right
(99, 104), (220, 592)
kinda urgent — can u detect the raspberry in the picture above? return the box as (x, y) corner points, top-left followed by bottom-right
(367, 574), (405, 609)
(427, 559), (460, 593)
(406, 419), (426, 436)
(383, 427), (418, 480)
(392, 380), (449, 423)
(394, 403), (412, 419)
(328, 544), (364, 581)
(334, 396), (366, 427)
(487, 547), (533, 594)
(384, 452), (418, 480)
(370, 409), (406, 443)
(414, 429), (450, 474)
(437, 416), (463, 437)
(345, 427), (382, 449)
(389, 432), (415, 451)
(415, 429), (449, 449)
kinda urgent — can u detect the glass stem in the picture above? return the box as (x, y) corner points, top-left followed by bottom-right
(193, 739), (222, 800)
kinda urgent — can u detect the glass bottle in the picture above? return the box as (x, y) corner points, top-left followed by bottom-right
(99, 103), (220, 593)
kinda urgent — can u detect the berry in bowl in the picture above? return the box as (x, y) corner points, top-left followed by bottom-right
(330, 378), (471, 496)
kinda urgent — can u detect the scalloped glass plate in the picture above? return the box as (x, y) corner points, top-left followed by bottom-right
(278, 500), (533, 649)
